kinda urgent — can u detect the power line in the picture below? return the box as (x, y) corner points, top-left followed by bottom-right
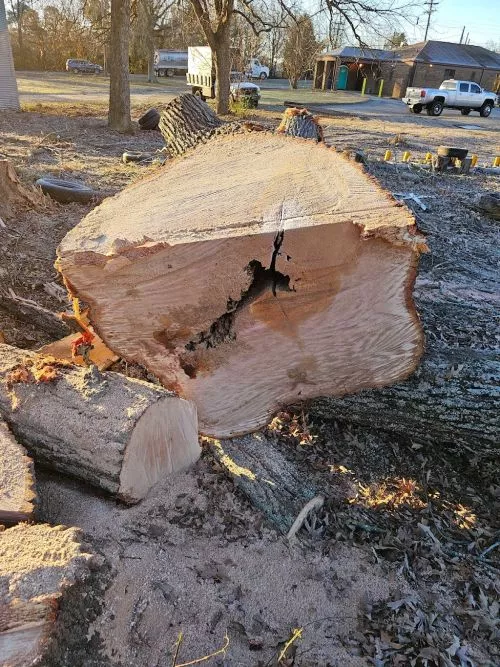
(423, 0), (439, 41)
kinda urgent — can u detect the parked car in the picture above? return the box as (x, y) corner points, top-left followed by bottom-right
(66, 59), (103, 74)
(402, 79), (496, 117)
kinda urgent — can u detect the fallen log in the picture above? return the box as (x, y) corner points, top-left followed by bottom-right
(0, 344), (200, 503)
(57, 132), (426, 438)
(304, 155), (500, 452)
(0, 419), (36, 524)
(0, 523), (92, 666)
(206, 433), (318, 534)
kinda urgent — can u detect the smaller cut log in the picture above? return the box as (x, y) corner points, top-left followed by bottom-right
(0, 523), (92, 667)
(0, 344), (200, 503)
(277, 107), (323, 141)
(38, 328), (119, 371)
(0, 419), (36, 524)
(206, 433), (318, 533)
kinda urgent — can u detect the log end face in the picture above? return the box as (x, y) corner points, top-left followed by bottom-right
(118, 396), (200, 503)
(0, 420), (37, 525)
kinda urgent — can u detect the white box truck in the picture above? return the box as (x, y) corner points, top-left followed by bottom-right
(186, 46), (261, 107)
(154, 50), (188, 77)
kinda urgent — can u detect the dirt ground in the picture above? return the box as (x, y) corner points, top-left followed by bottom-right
(0, 103), (499, 666)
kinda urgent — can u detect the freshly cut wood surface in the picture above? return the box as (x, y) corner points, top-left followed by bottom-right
(38, 328), (119, 370)
(0, 420), (36, 524)
(0, 523), (91, 667)
(0, 344), (200, 503)
(57, 132), (426, 438)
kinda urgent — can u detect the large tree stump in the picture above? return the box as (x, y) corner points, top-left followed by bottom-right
(0, 344), (200, 503)
(0, 523), (92, 666)
(0, 419), (36, 524)
(57, 133), (425, 438)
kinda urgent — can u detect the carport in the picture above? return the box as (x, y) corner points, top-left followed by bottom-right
(314, 47), (395, 94)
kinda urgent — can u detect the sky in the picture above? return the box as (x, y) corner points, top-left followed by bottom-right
(406, 0), (499, 47)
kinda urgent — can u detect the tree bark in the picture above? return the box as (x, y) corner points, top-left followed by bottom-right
(309, 160), (499, 452)
(0, 291), (69, 339)
(0, 523), (92, 666)
(108, 0), (133, 133)
(206, 433), (319, 533)
(0, 344), (200, 503)
(213, 28), (231, 115)
(0, 419), (36, 524)
(277, 107), (323, 141)
(57, 133), (425, 438)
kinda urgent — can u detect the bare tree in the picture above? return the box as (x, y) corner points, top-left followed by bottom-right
(283, 13), (320, 88)
(108, 0), (133, 132)
(0, 0), (20, 109)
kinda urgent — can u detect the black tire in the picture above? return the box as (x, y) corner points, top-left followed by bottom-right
(94, 68), (100, 74)
(437, 146), (468, 159)
(35, 178), (95, 204)
(72, 68), (79, 74)
(427, 100), (443, 116)
(138, 108), (160, 126)
(166, 68), (175, 77)
(259, 72), (267, 80)
(461, 108), (471, 115)
(410, 104), (422, 114)
(139, 119), (159, 131)
(480, 102), (493, 118)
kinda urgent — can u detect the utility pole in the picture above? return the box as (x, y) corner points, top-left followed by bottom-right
(459, 26), (465, 44)
(424, 0), (439, 41)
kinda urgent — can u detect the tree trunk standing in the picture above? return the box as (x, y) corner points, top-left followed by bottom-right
(108, 0), (133, 133)
(213, 29), (232, 114)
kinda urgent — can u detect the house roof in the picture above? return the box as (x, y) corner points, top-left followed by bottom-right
(319, 41), (500, 70)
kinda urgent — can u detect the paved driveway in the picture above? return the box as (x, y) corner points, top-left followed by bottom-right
(328, 95), (500, 129)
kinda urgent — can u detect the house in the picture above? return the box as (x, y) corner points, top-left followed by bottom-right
(313, 41), (500, 98)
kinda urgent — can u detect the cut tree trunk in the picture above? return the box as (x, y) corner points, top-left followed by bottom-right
(158, 94), (228, 157)
(0, 344), (200, 503)
(57, 133), (426, 438)
(277, 107), (323, 141)
(0, 419), (36, 524)
(0, 523), (92, 666)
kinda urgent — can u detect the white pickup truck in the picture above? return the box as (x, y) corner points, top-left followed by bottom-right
(402, 79), (497, 117)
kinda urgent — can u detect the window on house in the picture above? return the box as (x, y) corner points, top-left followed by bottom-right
(444, 68), (456, 78)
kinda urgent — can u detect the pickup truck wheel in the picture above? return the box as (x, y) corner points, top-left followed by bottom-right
(259, 72), (267, 80)
(193, 89), (206, 101)
(461, 108), (471, 115)
(480, 102), (493, 118)
(427, 101), (443, 116)
(410, 104), (422, 114)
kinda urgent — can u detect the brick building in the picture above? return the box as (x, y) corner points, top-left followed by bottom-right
(314, 41), (500, 98)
